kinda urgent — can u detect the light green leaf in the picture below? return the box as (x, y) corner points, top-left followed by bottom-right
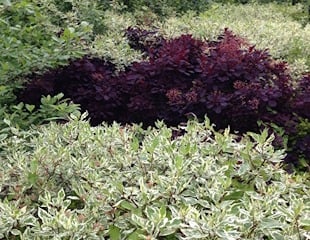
(159, 205), (166, 219)
(270, 232), (285, 240)
(30, 159), (38, 172)
(27, 172), (38, 185)
(223, 191), (245, 201)
(57, 189), (66, 201)
(127, 229), (145, 240)
(10, 229), (21, 236)
(300, 219), (310, 230)
(25, 104), (35, 112)
(131, 214), (147, 228)
(22, 215), (37, 226)
(131, 137), (140, 151)
(120, 200), (136, 211)
(260, 218), (285, 230)
(145, 206), (156, 221)
(175, 155), (183, 170)
(0, 134), (8, 141)
(3, 119), (10, 126)
(159, 218), (181, 236)
(109, 225), (121, 240)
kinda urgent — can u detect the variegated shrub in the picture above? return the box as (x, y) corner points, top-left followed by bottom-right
(0, 114), (309, 239)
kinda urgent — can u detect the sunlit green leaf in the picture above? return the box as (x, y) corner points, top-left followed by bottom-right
(109, 225), (121, 240)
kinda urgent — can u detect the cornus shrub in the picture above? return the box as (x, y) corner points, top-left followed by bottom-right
(122, 29), (294, 132)
(0, 116), (309, 239)
(18, 28), (309, 170)
(122, 30), (208, 125)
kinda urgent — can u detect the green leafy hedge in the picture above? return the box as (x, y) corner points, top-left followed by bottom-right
(0, 0), (93, 108)
(0, 115), (309, 239)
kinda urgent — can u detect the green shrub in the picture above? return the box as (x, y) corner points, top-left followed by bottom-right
(0, 0), (91, 82)
(36, 0), (110, 35)
(88, 10), (143, 71)
(0, 116), (309, 239)
(0, 0), (93, 115)
(117, 0), (209, 16)
(160, 3), (310, 71)
(0, 0), (143, 135)
(0, 0), (140, 87)
(211, 0), (309, 24)
(0, 93), (80, 137)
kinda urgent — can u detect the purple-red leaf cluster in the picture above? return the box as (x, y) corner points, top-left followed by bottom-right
(18, 28), (310, 170)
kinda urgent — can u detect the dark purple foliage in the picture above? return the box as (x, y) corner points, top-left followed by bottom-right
(296, 135), (310, 158)
(283, 73), (310, 170)
(18, 29), (309, 170)
(18, 57), (125, 125)
(286, 134), (310, 171)
(125, 27), (165, 58)
(122, 29), (295, 132)
(120, 33), (208, 125)
(292, 73), (310, 119)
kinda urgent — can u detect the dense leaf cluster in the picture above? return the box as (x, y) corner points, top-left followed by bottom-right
(117, 0), (209, 16)
(18, 28), (309, 169)
(0, 117), (309, 239)
(286, 74), (310, 168)
(18, 58), (119, 126)
(125, 27), (165, 58)
(293, 73), (310, 119)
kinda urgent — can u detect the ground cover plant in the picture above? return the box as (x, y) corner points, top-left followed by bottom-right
(0, 115), (309, 239)
(18, 28), (310, 171)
